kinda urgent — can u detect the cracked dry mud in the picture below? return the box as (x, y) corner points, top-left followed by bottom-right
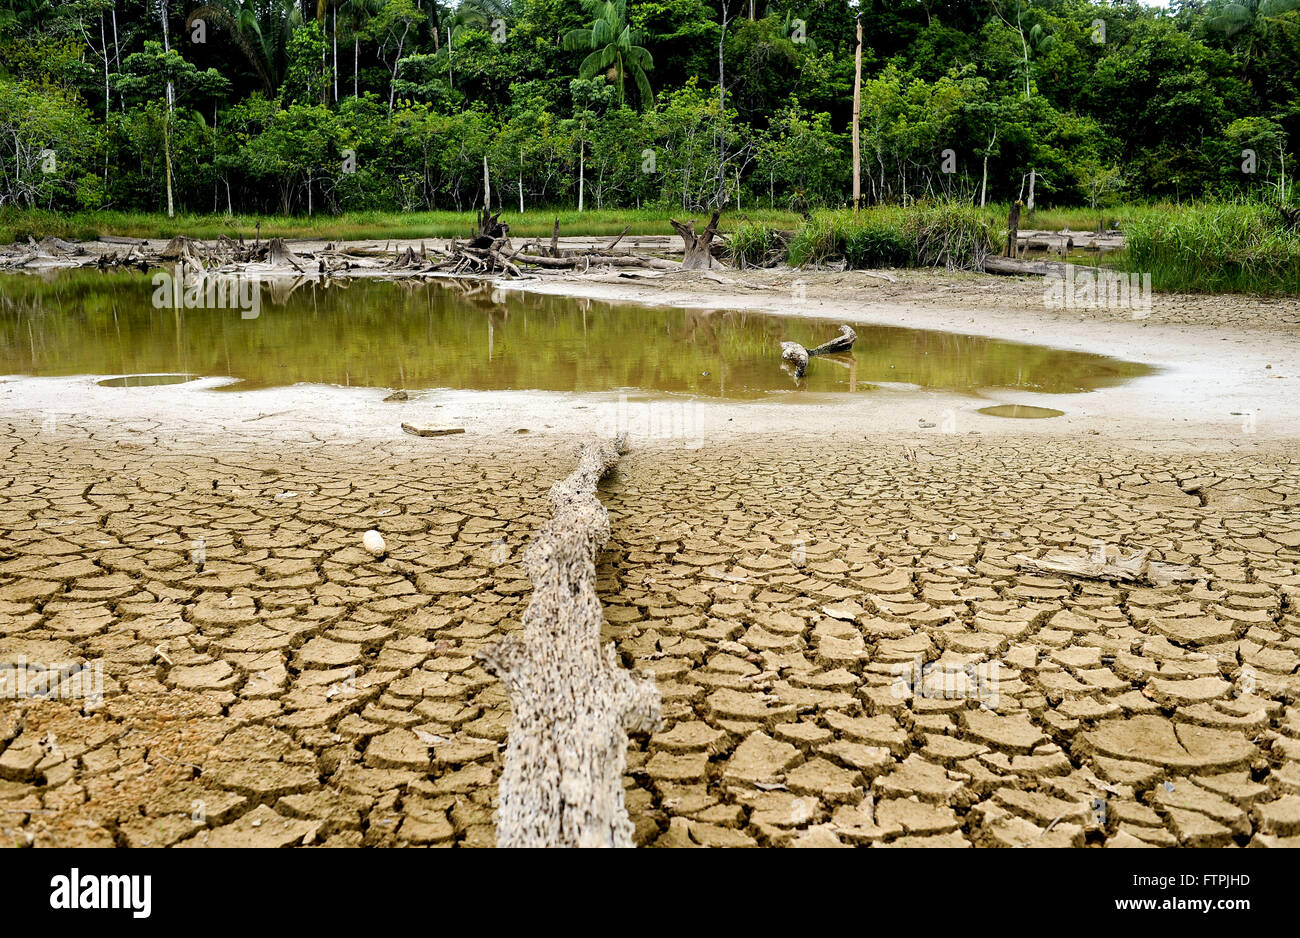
(2, 422), (1300, 848)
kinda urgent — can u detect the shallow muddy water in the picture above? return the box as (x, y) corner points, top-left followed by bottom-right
(977, 404), (1067, 419)
(0, 271), (1152, 399)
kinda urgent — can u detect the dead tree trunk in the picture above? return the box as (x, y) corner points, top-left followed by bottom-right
(1005, 200), (1022, 258)
(670, 210), (722, 269)
(469, 208), (509, 249)
(477, 438), (661, 848)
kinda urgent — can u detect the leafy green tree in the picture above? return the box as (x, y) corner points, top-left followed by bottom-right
(115, 41), (228, 215)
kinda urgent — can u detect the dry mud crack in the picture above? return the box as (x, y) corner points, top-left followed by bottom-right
(2, 422), (1299, 847)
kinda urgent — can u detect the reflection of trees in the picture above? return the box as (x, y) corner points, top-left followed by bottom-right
(0, 272), (1154, 397)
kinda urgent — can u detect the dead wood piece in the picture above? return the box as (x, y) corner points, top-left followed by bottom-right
(264, 237), (305, 270)
(604, 225), (631, 253)
(1014, 549), (1196, 587)
(512, 252), (679, 272)
(780, 341), (809, 379)
(476, 437), (660, 848)
(469, 207), (509, 249)
(982, 256), (1099, 277)
(670, 210), (723, 269)
(807, 324), (857, 356)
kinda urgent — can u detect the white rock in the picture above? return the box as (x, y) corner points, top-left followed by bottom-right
(363, 529), (386, 557)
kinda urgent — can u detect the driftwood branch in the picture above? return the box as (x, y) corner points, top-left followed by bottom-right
(476, 437), (661, 848)
(1014, 549), (1196, 587)
(807, 324), (857, 356)
(779, 323), (857, 379)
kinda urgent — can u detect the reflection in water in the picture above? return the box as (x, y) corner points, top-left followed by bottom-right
(96, 373), (197, 387)
(978, 404), (1066, 419)
(0, 271), (1154, 399)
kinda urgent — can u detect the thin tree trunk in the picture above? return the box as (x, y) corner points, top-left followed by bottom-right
(160, 0), (175, 218)
(100, 14), (111, 121)
(717, 0), (729, 205)
(111, 3), (122, 111)
(483, 154), (491, 211)
(332, 6), (338, 102)
(852, 14), (862, 212)
(980, 128), (996, 208)
(388, 23), (410, 112)
(354, 36), (359, 97)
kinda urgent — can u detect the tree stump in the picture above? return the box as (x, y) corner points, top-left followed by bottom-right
(1005, 200), (1022, 258)
(476, 437), (661, 848)
(469, 208), (509, 250)
(670, 210), (723, 269)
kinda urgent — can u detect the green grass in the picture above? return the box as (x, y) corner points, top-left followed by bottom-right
(0, 207), (801, 243)
(1119, 202), (1300, 295)
(786, 202), (998, 270)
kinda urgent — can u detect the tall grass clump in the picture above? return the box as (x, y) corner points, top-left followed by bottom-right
(728, 221), (787, 267)
(1123, 202), (1300, 295)
(788, 201), (998, 270)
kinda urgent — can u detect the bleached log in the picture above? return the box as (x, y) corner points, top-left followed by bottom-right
(476, 437), (661, 848)
(1014, 549), (1196, 587)
(808, 324), (857, 356)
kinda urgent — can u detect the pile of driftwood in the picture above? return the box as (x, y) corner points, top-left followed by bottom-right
(430, 208), (725, 277)
(0, 209), (736, 279)
(0, 231), (320, 273)
(0, 235), (93, 270)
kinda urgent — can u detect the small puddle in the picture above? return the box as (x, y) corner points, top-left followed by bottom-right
(977, 404), (1065, 419)
(97, 374), (196, 388)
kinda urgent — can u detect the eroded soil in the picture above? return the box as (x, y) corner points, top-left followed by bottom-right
(2, 421), (1299, 847)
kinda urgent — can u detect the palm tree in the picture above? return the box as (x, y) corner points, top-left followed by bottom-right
(187, 0), (303, 93)
(562, 0), (653, 110)
(1205, 0), (1300, 64)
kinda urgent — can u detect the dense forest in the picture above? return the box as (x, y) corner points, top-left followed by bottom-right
(0, 0), (1296, 217)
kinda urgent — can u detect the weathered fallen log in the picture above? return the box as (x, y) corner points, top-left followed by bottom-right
(1014, 548), (1196, 587)
(808, 324), (857, 356)
(511, 252), (680, 271)
(982, 256), (1099, 277)
(476, 437), (661, 848)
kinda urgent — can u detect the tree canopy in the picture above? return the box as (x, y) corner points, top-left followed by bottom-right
(0, 0), (1295, 215)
